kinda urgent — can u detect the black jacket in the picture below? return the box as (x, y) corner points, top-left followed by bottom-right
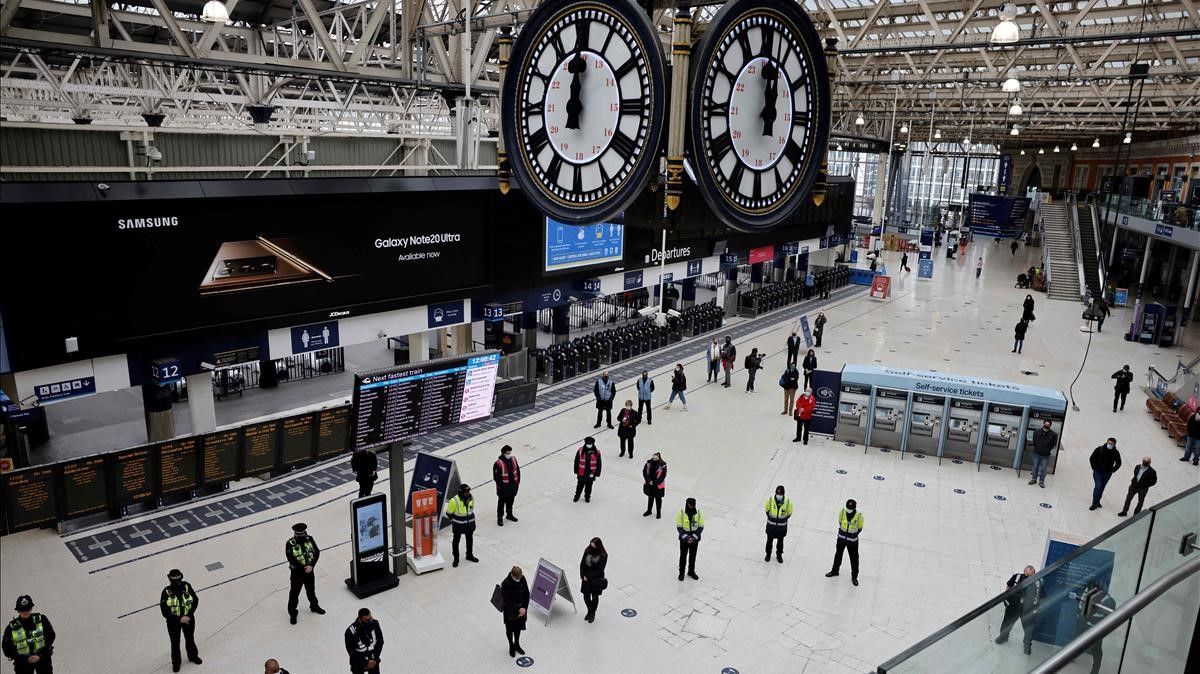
(580, 551), (608, 595)
(616, 408), (640, 438)
(802, 354), (817, 373)
(1128, 464), (1157, 490)
(500, 575), (530, 625)
(351, 449), (378, 480)
(1014, 321), (1028, 339)
(159, 581), (199, 621)
(671, 370), (687, 392)
(744, 354), (763, 371)
(594, 378), (617, 408)
(642, 460), (667, 496)
(1089, 445), (1122, 474)
(2, 613), (55, 662)
(1188, 414), (1200, 440)
(781, 367), (800, 391)
(1031, 428), (1058, 456)
(813, 315), (827, 332)
(786, 336), (801, 354)
(344, 618), (384, 667)
(1111, 369), (1133, 393)
(1005, 573), (1044, 613)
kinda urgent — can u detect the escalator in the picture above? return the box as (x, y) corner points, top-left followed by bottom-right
(1077, 204), (1102, 296)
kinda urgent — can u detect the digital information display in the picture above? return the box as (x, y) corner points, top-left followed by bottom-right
(352, 352), (501, 450)
(158, 437), (199, 495)
(355, 499), (386, 554)
(201, 430), (240, 484)
(61, 455), (109, 518)
(242, 421), (280, 475)
(316, 407), (350, 458)
(2, 466), (58, 533)
(545, 217), (624, 273)
(114, 447), (154, 505)
(280, 414), (316, 467)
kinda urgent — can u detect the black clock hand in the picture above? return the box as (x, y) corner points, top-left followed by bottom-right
(760, 62), (779, 136)
(565, 54), (586, 130)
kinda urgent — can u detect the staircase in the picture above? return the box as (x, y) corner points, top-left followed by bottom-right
(1040, 202), (1081, 301)
(1077, 204), (1102, 296)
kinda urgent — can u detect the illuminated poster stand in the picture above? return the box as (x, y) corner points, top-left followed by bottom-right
(407, 487), (446, 575)
(345, 492), (399, 598)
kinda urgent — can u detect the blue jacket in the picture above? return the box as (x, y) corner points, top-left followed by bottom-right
(635, 377), (655, 400)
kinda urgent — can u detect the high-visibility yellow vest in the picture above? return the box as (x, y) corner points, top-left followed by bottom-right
(675, 510), (705, 532)
(8, 615), (46, 655)
(838, 509), (864, 541)
(765, 497), (794, 527)
(164, 584), (196, 617)
(288, 537), (317, 566)
(446, 495), (476, 525)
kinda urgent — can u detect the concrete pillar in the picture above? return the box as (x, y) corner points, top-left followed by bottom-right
(186, 371), (216, 435)
(522, 310), (539, 352)
(551, 305), (570, 344)
(1132, 237), (1154, 323)
(872, 151), (888, 226)
(773, 255), (786, 282)
(408, 330), (432, 363)
(1178, 249), (1199, 345)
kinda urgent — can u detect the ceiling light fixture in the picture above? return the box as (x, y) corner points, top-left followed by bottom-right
(1002, 77), (1021, 93)
(201, 0), (230, 24)
(1053, 145), (1060, 153)
(1020, 149), (1026, 155)
(1123, 132), (1132, 144)
(855, 113), (866, 126)
(900, 123), (909, 134)
(990, 3), (1020, 44)
(934, 129), (942, 139)
(837, 143), (844, 151)
(1038, 147), (1045, 154)
(1070, 142), (1078, 151)
(1092, 138), (1100, 148)
(1010, 125), (1020, 136)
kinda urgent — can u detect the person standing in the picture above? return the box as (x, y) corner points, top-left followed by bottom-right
(642, 453), (666, 518)
(1118, 457), (1157, 516)
(780, 362), (800, 416)
(616, 400), (640, 458)
(813, 312), (827, 348)
(445, 484), (478, 567)
(1028, 420), (1058, 488)
(579, 538), (608, 623)
(825, 499), (863, 586)
(801, 348), (817, 391)
(1088, 438), (1122, 510)
(344, 608), (383, 674)
(744, 348), (764, 393)
(804, 270), (816, 299)
(819, 270), (831, 299)
(493, 445), (520, 527)
(705, 338), (721, 383)
(764, 486), (794, 563)
(1184, 410), (1200, 465)
(675, 498), (704, 581)
(664, 364), (688, 411)
(995, 566), (1043, 654)
(720, 336), (737, 388)
(635, 370), (655, 425)
(500, 567), (529, 657)
(793, 388), (816, 444)
(350, 447), (378, 498)
(3, 596), (54, 674)
(573, 437), (602, 503)
(285, 523), (325, 624)
(264, 659), (290, 674)
(785, 331), (801, 368)
(593, 371), (617, 429)
(1022, 294), (1036, 323)
(159, 569), (202, 672)
(1111, 365), (1133, 412)
(976, 256), (984, 279)
(1013, 319), (1028, 354)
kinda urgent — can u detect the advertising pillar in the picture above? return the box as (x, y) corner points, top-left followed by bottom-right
(185, 371), (217, 435)
(551, 305), (570, 344)
(346, 490), (401, 598)
(408, 330), (432, 363)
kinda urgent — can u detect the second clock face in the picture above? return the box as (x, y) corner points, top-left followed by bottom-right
(689, 2), (830, 231)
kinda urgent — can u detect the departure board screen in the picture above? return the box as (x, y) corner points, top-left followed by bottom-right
(2, 466), (58, 533)
(61, 455), (109, 518)
(114, 447), (155, 505)
(242, 421), (280, 474)
(280, 414), (316, 467)
(315, 407), (350, 458)
(351, 351), (501, 449)
(158, 437), (199, 495)
(201, 430), (240, 484)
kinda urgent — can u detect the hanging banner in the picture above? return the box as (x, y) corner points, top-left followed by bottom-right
(998, 154), (1013, 194)
(749, 246), (775, 265)
(808, 370), (841, 435)
(799, 315), (813, 349)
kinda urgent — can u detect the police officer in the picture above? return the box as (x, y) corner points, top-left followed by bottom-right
(285, 523), (326, 624)
(159, 569), (202, 671)
(825, 498), (863, 586)
(2, 596), (54, 674)
(350, 447), (378, 498)
(675, 497), (704, 582)
(493, 445), (520, 527)
(344, 608), (384, 674)
(764, 486), (794, 563)
(445, 483), (479, 567)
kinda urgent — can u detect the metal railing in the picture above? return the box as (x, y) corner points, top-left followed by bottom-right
(1066, 193), (1088, 302)
(1087, 201), (1107, 292)
(1147, 353), (1200, 398)
(167, 348), (347, 401)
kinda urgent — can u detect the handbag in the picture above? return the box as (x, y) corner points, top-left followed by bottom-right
(490, 584), (504, 612)
(595, 578), (609, 592)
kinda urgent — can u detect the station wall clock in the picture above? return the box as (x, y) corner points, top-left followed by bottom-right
(687, 0), (831, 232)
(501, 0), (667, 224)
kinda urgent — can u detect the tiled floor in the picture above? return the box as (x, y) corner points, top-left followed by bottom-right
(2, 240), (1196, 674)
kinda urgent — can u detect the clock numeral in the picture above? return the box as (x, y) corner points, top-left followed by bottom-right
(610, 103), (619, 113)
(736, 30), (753, 64)
(774, 166), (784, 190)
(784, 112), (791, 123)
(741, 148), (750, 158)
(573, 164), (584, 192)
(546, 153), (564, 183)
(769, 151), (778, 161)
(613, 59), (636, 80)
(778, 135), (785, 145)
(528, 127), (549, 153)
(575, 152), (585, 161)
(730, 106), (739, 117)
(551, 81), (561, 90)
(594, 59), (604, 69)
(709, 132), (733, 159)
(608, 131), (638, 159)
(619, 98), (645, 116)
(728, 160), (746, 190)
(603, 127), (613, 137)
(560, 142), (570, 152)
(760, 27), (775, 60)
(550, 125), (560, 134)
(752, 171), (762, 198)
(731, 129), (742, 140)
(548, 103), (557, 113)
(790, 73), (807, 93)
(575, 19), (592, 52)
(592, 145), (602, 154)
(748, 65), (756, 75)
(754, 158), (763, 168)
(784, 139), (804, 165)
(605, 77), (615, 88)
(735, 83), (745, 93)
(705, 100), (729, 117)
(551, 32), (567, 60)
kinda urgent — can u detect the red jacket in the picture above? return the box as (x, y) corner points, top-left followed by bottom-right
(795, 394), (816, 420)
(575, 447), (602, 479)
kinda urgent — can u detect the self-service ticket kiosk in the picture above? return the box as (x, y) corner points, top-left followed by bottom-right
(834, 382), (871, 445)
(1020, 408), (1065, 475)
(980, 403), (1025, 466)
(869, 387), (909, 451)
(906, 394), (946, 456)
(943, 398), (984, 461)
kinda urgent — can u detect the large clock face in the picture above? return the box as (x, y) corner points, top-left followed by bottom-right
(502, 0), (665, 224)
(688, 1), (831, 231)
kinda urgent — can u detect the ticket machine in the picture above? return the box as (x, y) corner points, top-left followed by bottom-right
(906, 394), (946, 456)
(1020, 408), (1065, 474)
(943, 398), (983, 461)
(980, 404), (1025, 466)
(869, 387), (909, 451)
(834, 383), (872, 445)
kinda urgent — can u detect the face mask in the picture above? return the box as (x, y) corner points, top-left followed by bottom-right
(586, 442), (594, 448)
(1106, 443), (1114, 449)
(1142, 461), (1150, 467)
(775, 495), (784, 503)
(503, 452), (511, 458)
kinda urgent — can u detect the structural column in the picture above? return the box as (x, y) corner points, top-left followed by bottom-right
(551, 305), (570, 344)
(1132, 237), (1155, 327)
(186, 371), (216, 435)
(522, 310), (539, 351)
(408, 330), (432, 363)
(1179, 249), (1199, 345)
